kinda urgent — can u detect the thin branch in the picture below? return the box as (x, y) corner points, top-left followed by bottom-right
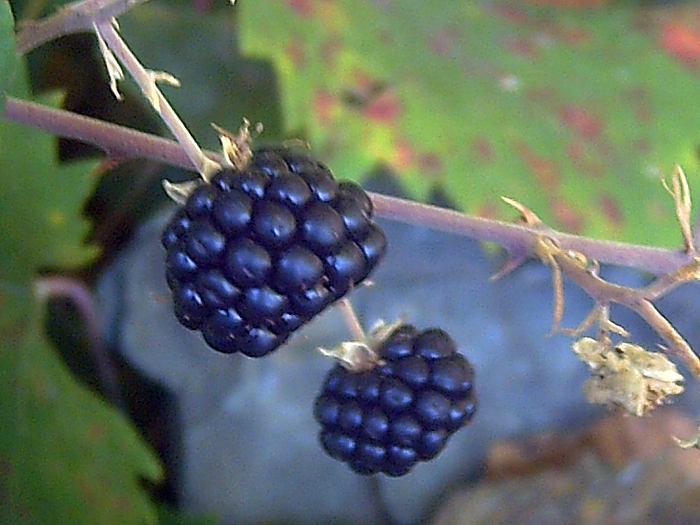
(541, 238), (700, 380)
(642, 258), (700, 301)
(371, 193), (691, 275)
(3, 97), (223, 166)
(34, 276), (122, 406)
(93, 19), (220, 178)
(15, 0), (150, 54)
(2, 96), (694, 277)
(336, 298), (366, 340)
(633, 298), (700, 378)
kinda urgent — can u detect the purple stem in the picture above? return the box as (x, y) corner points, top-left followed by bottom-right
(4, 96), (691, 276)
(35, 276), (122, 405)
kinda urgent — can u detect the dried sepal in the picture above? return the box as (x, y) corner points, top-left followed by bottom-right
(318, 318), (403, 372)
(573, 337), (684, 416)
(213, 120), (257, 171)
(162, 179), (202, 205)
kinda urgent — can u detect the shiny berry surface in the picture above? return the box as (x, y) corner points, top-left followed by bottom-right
(162, 146), (387, 357)
(314, 324), (476, 476)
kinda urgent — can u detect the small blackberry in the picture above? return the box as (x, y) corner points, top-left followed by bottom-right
(162, 146), (387, 357)
(314, 324), (476, 477)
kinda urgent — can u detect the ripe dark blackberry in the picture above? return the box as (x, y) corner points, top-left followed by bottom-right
(162, 147), (387, 357)
(314, 325), (476, 477)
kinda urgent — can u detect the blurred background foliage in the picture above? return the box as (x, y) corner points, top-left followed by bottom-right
(4, 0), (700, 523)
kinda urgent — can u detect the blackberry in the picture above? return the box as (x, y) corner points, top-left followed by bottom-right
(162, 147), (387, 357)
(314, 325), (476, 477)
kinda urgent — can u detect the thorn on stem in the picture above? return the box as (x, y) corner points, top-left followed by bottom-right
(662, 165), (694, 253)
(94, 20), (124, 101)
(501, 196), (543, 226)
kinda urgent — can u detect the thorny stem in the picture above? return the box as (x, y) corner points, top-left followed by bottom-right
(541, 239), (700, 379)
(3, 96), (694, 277)
(4, 97), (223, 166)
(634, 299), (700, 376)
(371, 193), (691, 276)
(642, 258), (700, 301)
(14, 0), (149, 54)
(10, 0), (700, 382)
(93, 19), (220, 179)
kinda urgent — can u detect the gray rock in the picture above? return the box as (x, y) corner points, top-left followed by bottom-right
(97, 200), (697, 525)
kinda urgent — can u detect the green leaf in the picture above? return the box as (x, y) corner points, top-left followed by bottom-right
(0, 304), (162, 525)
(0, 93), (100, 282)
(0, 0), (16, 96)
(156, 505), (218, 525)
(0, 30), (162, 525)
(240, 1), (700, 247)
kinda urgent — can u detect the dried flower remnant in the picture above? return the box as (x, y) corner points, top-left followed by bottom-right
(573, 337), (684, 416)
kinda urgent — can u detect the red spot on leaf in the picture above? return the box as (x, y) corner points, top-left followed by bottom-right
(193, 0), (212, 13)
(516, 142), (562, 190)
(472, 137), (495, 161)
(526, 87), (557, 104)
(551, 198), (584, 233)
(379, 29), (393, 46)
(506, 37), (537, 58)
(313, 90), (335, 125)
(660, 22), (700, 68)
(428, 34), (451, 57)
(522, 0), (603, 7)
(87, 423), (105, 441)
(417, 153), (442, 173)
(389, 138), (441, 175)
(284, 0), (314, 17)
(631, 137), (652, 154)
(477, 203), (498, 220)
(351, 70), (380, 94)
(79, 476), (99, 503)
(321, 36), (343, 68)
(567, 141), (604, 178)
(491, 5), (528, 24)
(625, 86), (652, 122)
(562, 27), (590, 45)
(599, 194), (623, 227)
(0, 458), (11, 477)
(391, 139), (415, 171)
(286, 38), (306, 69)
(559, 104), (602, 141)
(428, 25), (461, 57)
(362, 89), (401, 124)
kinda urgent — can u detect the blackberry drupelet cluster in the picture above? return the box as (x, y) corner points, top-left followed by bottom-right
(314, 325), (477, 477)
(161, 147), (387, 357)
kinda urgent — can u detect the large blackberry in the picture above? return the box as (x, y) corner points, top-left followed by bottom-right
(314, 324), (477, 477)
(162, 147), (387, 357)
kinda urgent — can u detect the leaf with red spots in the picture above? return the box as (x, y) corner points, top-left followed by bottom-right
(241, 1), (700, 246)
